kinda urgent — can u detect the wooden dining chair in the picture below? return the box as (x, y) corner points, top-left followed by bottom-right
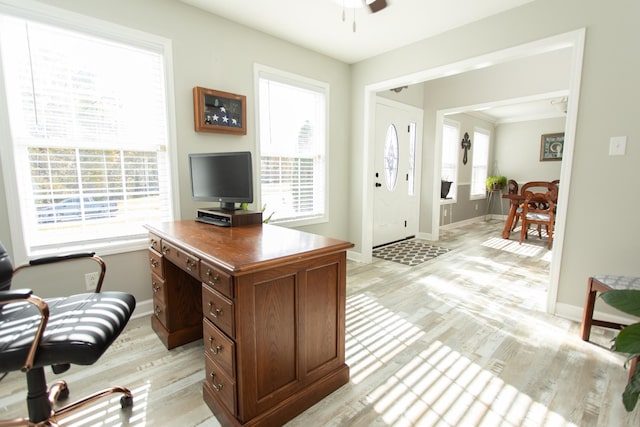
(518, 186), (557, 249)
(511, 181), (558, 232)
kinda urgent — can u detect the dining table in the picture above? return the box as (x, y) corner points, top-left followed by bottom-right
(501, 193), (527, 238)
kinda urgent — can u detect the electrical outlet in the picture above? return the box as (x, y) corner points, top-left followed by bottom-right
(85, 272), (100, 291)
(443, 209), (448, 217)
(475, 203), (478, 210)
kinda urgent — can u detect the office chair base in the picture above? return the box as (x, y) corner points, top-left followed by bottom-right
(0, 383), (133, 427)
(52, 384), (133, 421)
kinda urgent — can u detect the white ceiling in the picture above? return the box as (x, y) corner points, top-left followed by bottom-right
(464, 95), (568, 124)
(179, 0), (534, 64)
(179, 0), (566, 123)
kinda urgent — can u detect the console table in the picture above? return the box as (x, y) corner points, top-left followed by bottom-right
(144, 220), (353, 426)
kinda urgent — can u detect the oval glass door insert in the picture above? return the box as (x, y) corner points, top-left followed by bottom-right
(384, 124), (399, 191)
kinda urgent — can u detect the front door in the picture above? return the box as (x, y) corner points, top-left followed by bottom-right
(372, 98), (422, 247)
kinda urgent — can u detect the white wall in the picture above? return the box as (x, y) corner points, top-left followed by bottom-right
(447, 113), (496, 188)
(495, 117), (565, 184)
(376, 83), (425, 109)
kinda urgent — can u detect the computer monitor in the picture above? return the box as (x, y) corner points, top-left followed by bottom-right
(189, 151), (253, 211)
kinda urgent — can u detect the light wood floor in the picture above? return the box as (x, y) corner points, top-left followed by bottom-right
(1, 220), (637, 426)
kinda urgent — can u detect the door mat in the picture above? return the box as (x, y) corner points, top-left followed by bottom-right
(373, 239), (450, 267)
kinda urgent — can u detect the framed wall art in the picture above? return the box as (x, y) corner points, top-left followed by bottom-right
(193, 86), (246, 135)
(540, 132), (564, 161)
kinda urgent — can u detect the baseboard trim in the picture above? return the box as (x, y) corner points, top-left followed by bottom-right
(416, 232), (434, 240)
(132, 298), (153, 320)
(554, 302), (636, 325)
(440, 215), (485, 230)
(347, 249), (364, 263)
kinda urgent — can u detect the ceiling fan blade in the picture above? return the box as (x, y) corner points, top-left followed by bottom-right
(368, 0), (387, 13)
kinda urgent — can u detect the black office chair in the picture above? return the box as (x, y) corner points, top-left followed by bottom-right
(0, 241), (136, 425)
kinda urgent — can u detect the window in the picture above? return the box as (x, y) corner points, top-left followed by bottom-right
(0, 10), (175, 257)
(256, 65), (328, 224)
(408, 122), (417, 196)
(470, 128), (491, 199)
(441, 119), (460, 200)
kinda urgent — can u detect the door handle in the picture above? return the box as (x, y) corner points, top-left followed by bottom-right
(375, 182), (382, 187)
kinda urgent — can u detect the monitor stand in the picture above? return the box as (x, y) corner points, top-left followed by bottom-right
(196, 208), (262, 227)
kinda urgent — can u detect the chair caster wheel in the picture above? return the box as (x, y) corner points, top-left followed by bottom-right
(120, 395), (133, 408)
(58, 385), (70, 400)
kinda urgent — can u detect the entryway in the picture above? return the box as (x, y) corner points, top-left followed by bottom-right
(372, 98), (423, 247)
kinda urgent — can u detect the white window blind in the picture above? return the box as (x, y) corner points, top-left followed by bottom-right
(0, 15), (174, 254)
(471, 128), (490, 198)
(441, 120), (460, 200)
(257, 69), (327, 223)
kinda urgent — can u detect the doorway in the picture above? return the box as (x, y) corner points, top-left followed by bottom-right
(361, 29), (585, 313)
(372, 98), (423, 247)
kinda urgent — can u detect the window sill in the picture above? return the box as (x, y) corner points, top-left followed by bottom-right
(270, 214), (328, 228)
(29, 236), (149, 258)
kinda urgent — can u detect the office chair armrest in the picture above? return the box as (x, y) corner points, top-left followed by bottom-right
(0, 288), (33, 302)
(0, 290), (49, 372)
(14, 252), (107, 292)
(28, 252), (96, 266)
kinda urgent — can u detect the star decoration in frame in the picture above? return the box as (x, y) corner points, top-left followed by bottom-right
(193, 86), (246, 135)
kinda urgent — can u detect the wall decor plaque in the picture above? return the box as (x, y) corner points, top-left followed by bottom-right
(193, 87), (246, 135)
(540, 132), (564, 161)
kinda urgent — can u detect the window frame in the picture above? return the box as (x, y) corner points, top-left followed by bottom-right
(440, 118), (460, 203)
(0, 0), (180, 261)
(254, 63), (330, 227)
(470, 126), (491, 201)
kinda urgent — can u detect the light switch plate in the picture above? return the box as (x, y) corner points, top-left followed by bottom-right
(609, 136), (627, 156)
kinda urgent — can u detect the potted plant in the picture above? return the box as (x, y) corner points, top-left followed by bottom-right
(486, 176), (507, 192)
(600, 290), (640, 411)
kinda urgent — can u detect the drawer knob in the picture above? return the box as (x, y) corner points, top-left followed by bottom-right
(150, 258), (159, 268)
(152, 283), (160, 293)
(210, 372), (224, 392)
(206, 269), (221, 285)
(208, 301), (223, 318)
(154, 305), (162, 316)
(149, 238), (157, 248)
(185, 258), (196, 272)
(162, 246), (170, 255)
(208, 337), (223, 354)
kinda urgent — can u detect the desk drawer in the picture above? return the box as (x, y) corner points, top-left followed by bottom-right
(150, 272), (166, 305)
(153, 298), (168, 328)
(205, 353), (236, 416)
(148, 249), (163, 278)
(161, 240), (200, 280)
(201, 261), (233, 298)
(148, 232), (162, 253)
(204, 318), (235, 379)
(202, 284), (235, 338)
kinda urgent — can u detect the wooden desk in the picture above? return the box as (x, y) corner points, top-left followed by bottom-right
(144, 220), (353, 426)
(501, 193), (525, 238)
